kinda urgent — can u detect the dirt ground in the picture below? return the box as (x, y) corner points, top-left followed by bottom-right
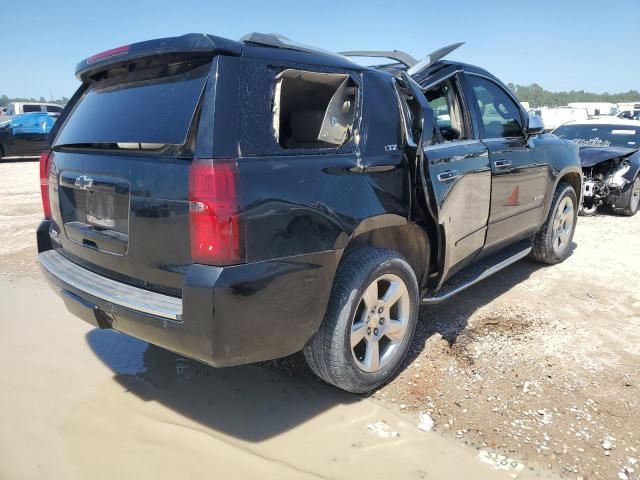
(0, 158), (41, 277)
(1, 159), (638, 479)
(374, 211), (640, 480)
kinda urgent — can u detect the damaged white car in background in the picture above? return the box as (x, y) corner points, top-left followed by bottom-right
(553, 119), (640, 216)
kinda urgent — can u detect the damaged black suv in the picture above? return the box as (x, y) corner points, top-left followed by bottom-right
(38, 33), (582, 393)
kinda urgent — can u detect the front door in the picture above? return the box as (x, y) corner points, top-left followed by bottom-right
(409, 71), (491, 284)
(464, 74), (548, 254)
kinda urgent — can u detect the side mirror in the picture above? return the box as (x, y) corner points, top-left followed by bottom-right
(526, 114), (545, 136)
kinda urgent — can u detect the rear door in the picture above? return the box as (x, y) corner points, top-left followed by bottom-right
(48, 55), (219, 296)
(413, 70), (491, 282)
(464, 74), (549, 254)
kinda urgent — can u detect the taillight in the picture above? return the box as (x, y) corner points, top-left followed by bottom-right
(188, 159), (242, 265)
(39, 150), (54, 219)
(86, 45), (130, 64)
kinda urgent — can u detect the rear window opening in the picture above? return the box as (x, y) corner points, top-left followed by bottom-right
(273, 69), (357, 149)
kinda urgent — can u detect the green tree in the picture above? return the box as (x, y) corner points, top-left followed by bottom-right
(507, 84), (640, 107)
(0, 95), (70, 108)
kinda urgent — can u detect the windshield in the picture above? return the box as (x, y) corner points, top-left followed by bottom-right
(55, 60), (209, 147)
(554, 123), (640, 149)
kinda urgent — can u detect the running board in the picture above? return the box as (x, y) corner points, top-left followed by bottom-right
(421, 246), (532, 305)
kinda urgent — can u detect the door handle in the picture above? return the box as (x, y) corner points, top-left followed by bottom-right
(437, 170), (460, 182)
(494, 159), (512, 169)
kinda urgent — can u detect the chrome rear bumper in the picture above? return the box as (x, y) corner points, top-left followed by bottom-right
(39, 250), (182, 321)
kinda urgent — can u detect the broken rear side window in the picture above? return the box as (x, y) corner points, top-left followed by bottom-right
(273, 69), (357, 150)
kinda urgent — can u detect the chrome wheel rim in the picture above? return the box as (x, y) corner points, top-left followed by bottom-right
(631, 178), (640, 212)
(350, 274), (410, 373)
(552, 196), (574, 256)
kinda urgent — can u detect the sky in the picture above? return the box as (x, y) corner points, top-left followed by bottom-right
(2, 0), (638, 99)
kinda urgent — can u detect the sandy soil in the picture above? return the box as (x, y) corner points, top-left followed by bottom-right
(0, 281), (524, 480)
(0, 159), (41, 277)
(0, 161), (542, 480)
(1, 159), (638, 479)
(377, 213), (640, 480)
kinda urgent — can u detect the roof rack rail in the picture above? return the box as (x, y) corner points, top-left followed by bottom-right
(338, 50), (419, 68)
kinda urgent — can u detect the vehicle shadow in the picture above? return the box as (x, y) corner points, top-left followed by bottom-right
(85, 245), (575, 440)
(85, 328), (358, 443)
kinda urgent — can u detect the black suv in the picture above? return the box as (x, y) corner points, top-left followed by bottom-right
(38, 33), (582, 393)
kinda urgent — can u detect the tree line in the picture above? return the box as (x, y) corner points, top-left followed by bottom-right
(507, 83), (640, 108)
(1, 95), (69, 107)
(3, 83), (640, 110)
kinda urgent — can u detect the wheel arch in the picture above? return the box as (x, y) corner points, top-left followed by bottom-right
(341, 217), (431, 289)
(558, 169), (582, 200)
(622, 151), (640, 183)
(543, 166), (583, 221)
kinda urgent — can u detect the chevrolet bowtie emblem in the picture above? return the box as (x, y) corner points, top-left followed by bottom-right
(74, 175), (94, 190)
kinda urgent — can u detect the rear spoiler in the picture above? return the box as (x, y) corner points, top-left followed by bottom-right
(75, 33), (242, 81)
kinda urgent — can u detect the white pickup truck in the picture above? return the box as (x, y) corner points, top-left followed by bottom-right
(4, 102), (64, 116)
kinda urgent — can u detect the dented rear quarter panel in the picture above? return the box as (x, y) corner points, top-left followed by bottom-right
(234, 55), (410, 264)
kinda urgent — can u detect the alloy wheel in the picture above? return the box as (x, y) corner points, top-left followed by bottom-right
(350, 274), (410, 373)
(552, 196), (574, 256)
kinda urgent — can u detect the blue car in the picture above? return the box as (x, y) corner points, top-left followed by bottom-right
(0, 112), (56, 159)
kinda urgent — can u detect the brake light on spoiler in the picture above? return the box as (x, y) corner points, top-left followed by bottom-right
(86, 45), (130, 64)
(75, 34), (243, 81)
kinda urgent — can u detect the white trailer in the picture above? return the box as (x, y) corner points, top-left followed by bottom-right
(531, 106), (588, 131)
(567, 102), (617, 116)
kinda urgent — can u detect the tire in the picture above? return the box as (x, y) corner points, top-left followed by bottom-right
(304, 247), (419, 394)
(613, 176), (640, 216)
(578, 201), (597, 216)
(529, 182), (578, 265)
